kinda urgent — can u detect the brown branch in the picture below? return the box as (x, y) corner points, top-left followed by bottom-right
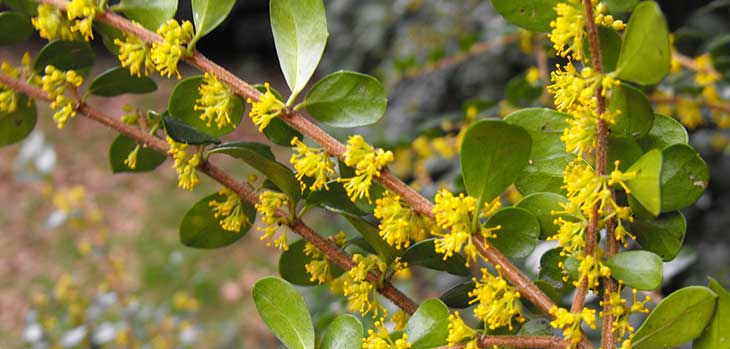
(433, 335), (573, 349)
(36, 0), (555, 320)
(0, 72), (418, 315)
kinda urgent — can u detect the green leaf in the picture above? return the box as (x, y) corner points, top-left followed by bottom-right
(4, 0), (38, 16)
(710, 35), (730, 81)
(539, 247), (575, 290)
(489, 0), (559, 32)
(34, 40), (95, 75)
(302, 71), (387, 128)
(461, 120), (531, 204)
(404, 299), (449, 349)
(694, 278), (730, 349)
(109, 135), (166, 173)
(94, 22), (125, 56)
(168, 76), (244, 137)
(583, 27), (622, 72)
(504, 74), (543, 107)
(484, 207), (539, 258)
(163, 115), (221, 145)
(517, 318), (552, 336)
(631, 211), (686, 262)
(305, 181), (367, 217)
(625, 149), (663, 216)
(191, 0), (237, 41)
(638, 113), (688, 151)
(0, 12), (33, 45)
(180, 192), (255, 248)
(608, 84), (654, 138)
(279, 239), (344, 286)
(606, 250), (663, 290)
(605, 0), (639, 13)
(115, 0), (178, 31)
(439, 280), (475, 309)
(615, 1), (671, 85)
(88, 67), (157, 97)
(400, 239), (470, 277)
(607, 136), (643, 171)
(0, 96), (36, 147)
(516, 153), (576, 195)
(264, 118), (303, 146)
(515, 192), (569, 240)
(252, 277), (315, 349)
(660, 144), (708, 212)
(632, 286), (718, 349)
(321, 314), (363, 349)
(208, 142), (301, 203)
(504, 108), (569, 162)
(270, 0), (329, 98)
(344, 215), (398, 264)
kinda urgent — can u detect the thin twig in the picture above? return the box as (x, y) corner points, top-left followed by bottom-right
(0, 72), (419, 315)
(433, 335), (573, 349)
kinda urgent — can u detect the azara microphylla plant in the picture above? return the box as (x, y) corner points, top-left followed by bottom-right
(1, 0), (729, 349)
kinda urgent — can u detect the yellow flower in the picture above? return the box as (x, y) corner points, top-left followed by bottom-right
(550, 306), (597, 348)
(66, 0), (98, 41)
(695, 54), (720, 86)
(550, 216), (587, 256)
(166, 137), (200, 191)
(594, 2), (626, 30)
(290, 136), (336, 192)
(0, 62), (21, 113)
(124, 145), (140, 169)
(195, 73), (236, 129)
(374, 191), (431, 250)
(525, 67), (541, 85)
(255, 191), (290, 250)
(576, 253), (611, 289)
(303, 232), (348, 284)
(676, 97), (703, 129)
(469, 267), (525, 330)
(339, 135), (394, 202)
(151, 19), (195, 79)
(247, 82), (285, 132)
(343, 254), (387, 318)
(391, 310), (410, 331)
(115, 35), (155, 77)
(549, 1), (586, 61)
(447, 311), (477, 347)
(41, 65), (84, 129)
(600, 286), (650, 339)
(363, 318), (412, 349)
(32, 4), (76, 41)
(209, 188), (250, 232)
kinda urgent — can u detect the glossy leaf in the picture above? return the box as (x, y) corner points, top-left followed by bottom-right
(516, 153), (575, 195)
(583, 26), (622, 72)
(461, 120), (531, 203)
(191, 0), (237, 41)
(504, 108), (569, 161)
(631, 211), (686, 262)
(608, 84), (654, 138)
(180, 192), (255, 248)
(660, 144), (708, 212)
(321, 314), (363, 349)
(625, 149), (663, 216)
(638, 113), (688, 151)
(270, 0), (329, 97)
(344, 216), (398, 264)
(606, 0), (639, 12)
(694, 278), (730, 349)
(168, 76), (244, 137)
(163, 115), (221, 145)
(208, 142), (301, 202)
(109, 135), (165, 173)
(517, 318), (552, 336)
(632, 286), (718, 349)
(264, 118), (303, 146)
(0, 12), (33, 45)
(490, 0), (559, 32)
(279, 239), (344, 286)
(302, 71), (387, 128)
(305, 181), (367, 217)
(607, 136), (643, 171)
(34, 41), (95, 74)
(95, 22), (125, 56)
(88, 67), (157, 97)
(615, 1), (671, 85)
(0, 97), (36, 147)
(439, 280), (475, 309)
(404, 299), (449, 349)
(252, 277), (315, 349)
(115, 0), (178, 31)
(606, 250), (663, 290)
(484, 208), (539, 258)
(4, 0), (38, 16)
(400, 239), (470, 277)
(515, 192), (569, 239)
(539, 247), (574, 289)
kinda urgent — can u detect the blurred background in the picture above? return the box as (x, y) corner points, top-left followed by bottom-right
(1, 0), (729, 348)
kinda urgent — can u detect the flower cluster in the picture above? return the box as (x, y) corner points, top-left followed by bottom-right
(195, 73), (237, 129)
(549, 0), (624, 61)
(32, 4), (76, 41)
(255, 191), (290, 250)
(469, 267), (524, 330)
(166, 137), (200, 191)
(303, 231), (346, 284)
(374, 191), (431, 250)
(431, 189), (501, 266)
(289, 136), (336, 192)
(115, 34), (155, 77)
(363, 317), (412, 349)
(0, 60), (23, 113)
(447, 311), (478, 349)
(209, 188), (250, 232)
(601, 285), (651, 348)
(339, 135), (394, 202)
(342, 253), (387, 318)
(151, 19), (195, 79)
(40, 65), (84, 129)
(549, 306), (597, 348)
(66, 0), (99, 41)
(248, 82), (285, 132)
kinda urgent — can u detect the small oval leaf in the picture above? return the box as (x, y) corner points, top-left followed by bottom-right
(279, 239), (344, 286)
(109, 135), (166, 173)
(0, 96), (36, 147)
(163, 115), (222, 145)
(400, 239), (470, 276)
(303, 71), (387, 128)
(631, 211), (686, 262)
(608, 83), (654, 138)
(191, 0), (237, 41)
(168, 76), (244, 137)
(0, 12), (33, 45)
(490, 0), (559, 32)
(439, 280), (475, 309)
(88, 67), (157, 97)
(484, 207), (540, 258)
(606, 250), (663, 290)
(638, 113), (688, 151)
(404, 299), (449, 349)
(180, 192), (255, 248)
(615, 1), (671, 85)
(625, 149), (663, 216)
(660, 144), (708, 212)
(115, 0), (178, 31)
(515, 192), (569, 240)
(694, 278), (730, 349)
(321, 314), (363, 349)
(253, 277), (315, 349)
(34, 40), (95, 74)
